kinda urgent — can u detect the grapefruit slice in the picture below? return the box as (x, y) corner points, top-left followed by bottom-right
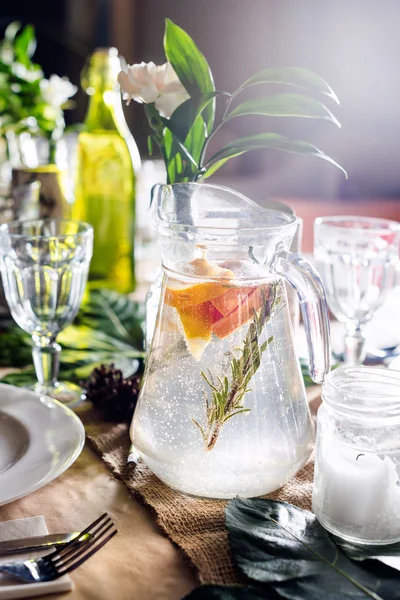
(212, 287), (264, 339)
(210, 286), (255, 317)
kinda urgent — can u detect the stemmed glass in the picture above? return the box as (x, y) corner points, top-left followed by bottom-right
(314, 216), (400, 365)
(0, 219), (93, 404)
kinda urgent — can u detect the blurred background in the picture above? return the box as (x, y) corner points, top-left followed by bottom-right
(2, 0), (400, 249)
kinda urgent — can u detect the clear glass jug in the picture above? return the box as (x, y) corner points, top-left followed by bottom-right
(131, 183), (330, 498)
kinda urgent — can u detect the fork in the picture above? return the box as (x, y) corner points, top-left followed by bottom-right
(0, 513), (117, 583)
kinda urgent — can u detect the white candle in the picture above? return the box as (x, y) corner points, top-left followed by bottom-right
(319, 443), (400, 528)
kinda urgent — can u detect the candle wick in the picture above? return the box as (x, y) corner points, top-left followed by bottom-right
(356, 453), (365, 461)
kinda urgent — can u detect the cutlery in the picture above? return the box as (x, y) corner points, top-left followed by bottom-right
(0, 532), (93, 556)
(0, 513), (117, 583)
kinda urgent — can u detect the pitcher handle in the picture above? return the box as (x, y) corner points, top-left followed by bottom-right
(273, 250), (331, 384)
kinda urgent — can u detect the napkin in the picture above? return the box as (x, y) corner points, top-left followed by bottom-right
(0, 516), (73, 598)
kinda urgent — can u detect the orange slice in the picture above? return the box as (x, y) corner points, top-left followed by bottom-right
(165, 258), (234, 310)
(165, 280), (233, 309)
(179, 302), (222, 360)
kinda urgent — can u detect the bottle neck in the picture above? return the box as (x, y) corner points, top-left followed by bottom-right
(84, 87), (125, 132)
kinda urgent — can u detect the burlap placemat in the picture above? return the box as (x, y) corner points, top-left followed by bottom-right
(82, 394), (318, 585)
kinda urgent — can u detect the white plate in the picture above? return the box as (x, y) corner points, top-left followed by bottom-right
(0, 383), (85, 506)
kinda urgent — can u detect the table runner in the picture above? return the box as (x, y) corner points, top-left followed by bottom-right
(82, 392), (318, 586)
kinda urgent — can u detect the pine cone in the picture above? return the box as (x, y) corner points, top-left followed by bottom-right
(84, 364), (141, 423)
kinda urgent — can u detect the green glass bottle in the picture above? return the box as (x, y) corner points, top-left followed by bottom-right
(73, 47), (140, 293)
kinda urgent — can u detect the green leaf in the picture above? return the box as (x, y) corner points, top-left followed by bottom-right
(182, 113), (206, 176)
(14, 25), (36, 65)
(226, 498), (400, 600)
(1, 349), (142, 388)
(238, 67), (339, 104)
(0, 326), (32, 367)
(168, 92), (226, 142)
(164, 19), (216, 135)
(183, 585), (279, 599)
(202, 133), (347, 179)
(162, 94), (224, 180)
(226, 94), (341, 127)
(75, 289), (145, 349)
(1, 368), (36, 387)
(162, 126), (198, 183)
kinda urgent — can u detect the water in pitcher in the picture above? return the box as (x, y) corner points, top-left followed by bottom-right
(132, 258), (313, 498)
(132, 182), (331, 499)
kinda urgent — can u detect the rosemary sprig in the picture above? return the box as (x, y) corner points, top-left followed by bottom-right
(192, 284), (278, 451)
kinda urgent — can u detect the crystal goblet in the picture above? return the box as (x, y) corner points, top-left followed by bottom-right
(0, 219), (93, 405)
(314, 216), (400, 365)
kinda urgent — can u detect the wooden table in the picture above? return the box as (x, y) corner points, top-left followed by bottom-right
(0, 443), (197, 599)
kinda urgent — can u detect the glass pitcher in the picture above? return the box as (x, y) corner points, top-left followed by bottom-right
(131, 183), (330, 499)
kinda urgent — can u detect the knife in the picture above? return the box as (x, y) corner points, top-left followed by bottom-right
(0, 532), (92, 555)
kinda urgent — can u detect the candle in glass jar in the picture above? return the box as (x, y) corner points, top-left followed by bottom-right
(313, 366), (400, 544)
(317, 443), (400, 530)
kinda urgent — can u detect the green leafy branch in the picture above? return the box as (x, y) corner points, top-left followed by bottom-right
(193, 285), (277, 451)
(146, 18), (346, 183)
(0, 21), (75, 150)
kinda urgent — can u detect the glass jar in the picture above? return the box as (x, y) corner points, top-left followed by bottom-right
(313, 366), (400, 544)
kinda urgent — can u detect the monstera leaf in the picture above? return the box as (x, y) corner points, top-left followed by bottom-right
(224, 498), (400, 600)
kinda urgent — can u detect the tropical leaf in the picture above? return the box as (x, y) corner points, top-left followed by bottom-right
(0, 290), (145, 387)
(225, 94), (341, 127)
(0, 326), (32, 367)
(76, 289), (145, 349)
(168, 92), (226, 142)
(238, 67), (339, 104)
(182, 113), (207, 176)
(226, 497), (400, 600)
(164, 19), (216, 135)
(202, 132), (347, 179)
(162, 126), (198, 183)
(1, 349), (142, 388)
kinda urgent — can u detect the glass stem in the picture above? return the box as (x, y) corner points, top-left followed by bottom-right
(32, 341), (61, 388)
(344, 324), (366, 365)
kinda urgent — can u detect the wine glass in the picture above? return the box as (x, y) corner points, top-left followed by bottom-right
(314, 216), (400, 365)
(0, 218), (93, 405)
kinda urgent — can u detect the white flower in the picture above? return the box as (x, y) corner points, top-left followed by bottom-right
(40, 75), (77, 108)
(12, 62), (43, 82)
(118, 61), (190, 118)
